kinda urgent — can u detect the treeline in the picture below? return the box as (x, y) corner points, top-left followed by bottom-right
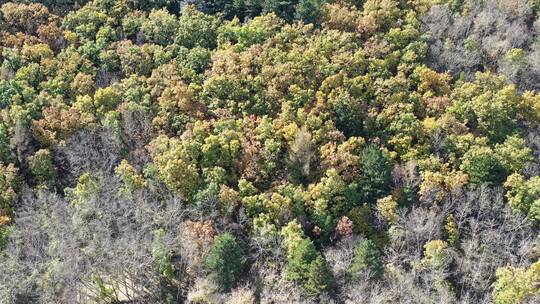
(0, 0), (539, 303)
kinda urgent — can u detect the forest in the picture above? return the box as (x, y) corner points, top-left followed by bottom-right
(0, 0), (539, 303)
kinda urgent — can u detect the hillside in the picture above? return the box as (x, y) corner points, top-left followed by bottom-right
(0, 0), (539, 303)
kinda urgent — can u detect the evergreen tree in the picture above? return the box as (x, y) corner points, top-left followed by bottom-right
(350, 239), (384, 279)
(359, 144), (392, 203)
(205, 233), (246, 291)
(287, 238), (335, 296)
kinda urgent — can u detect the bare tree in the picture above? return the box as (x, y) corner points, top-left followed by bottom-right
(423, 0), (539, 92)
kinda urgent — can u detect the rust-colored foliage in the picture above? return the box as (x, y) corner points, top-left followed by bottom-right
(32, 106), (82, 145)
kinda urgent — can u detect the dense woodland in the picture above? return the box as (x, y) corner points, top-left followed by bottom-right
(0, 0), (539, 303)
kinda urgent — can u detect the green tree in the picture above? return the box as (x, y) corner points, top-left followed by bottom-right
(175, 5), (222, 49)
(0, 225), (10, 250)
(177, 46), (212, 74)
(294, 0), (327, 24)
(444, 214), (458, 245)
(152, 229), (175, 280)
(504, 174), (540, 223)
(350, 239), (383, 279)
(115, 159), (146, 194)
(286, 238), (318, 281)
(449, 73), (528, 143)
(460, 147), (506, 185)
(217, 13), (283, 49)
(205, 233), (246, 291)
(27, 149), (56, 186)
(0, 123), (11, 163)
(286, 238), (334, 296)
(122, 10), (146, 39)
(65, 172), (99, 205)
(62, 2), (109, 41)
(494, 135), (533, 174)
(152, 136), (200, 198)
(359, 144), (392, 203)
(141, 9), (179, 46)
(306, 169), (359, 239)
(331, 89), (364, 137)
(93, 86), (121, 116)
(115, 40), (155, 76)
(304, 255), (335, 297)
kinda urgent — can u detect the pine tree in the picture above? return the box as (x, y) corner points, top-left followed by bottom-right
(205, 233), (246, 291)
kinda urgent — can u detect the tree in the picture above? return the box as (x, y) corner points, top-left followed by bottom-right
(217, 13), (283, 49)
(141, 9), (179, 46)
(175, 5), (222, 49)
(177, 46), (213, 74)
(152, 136), (200, 198)
(307, 169), (360, 239)
(319, 137), (363, 182)
(114, 159), (146, 194)
(27, 149), (56, 186)
(504, 174), (540, 223)
(294, 0), (327, 24)
(444, 214), (458, 245)
(376, 195), (398, 224)
(62, 1), (110, 41)
(0, 225), (10, 250)
(421, 240), (449, 269)
(0, 163), (18, 214)
(114, 40), (155, 76)
(70, 72), (95, 96)
(286, 237), (317, 278)
(286, 238), (335, 296)
(32, 106), (82, 145)
(335, 216), (353, 237)
(350, 239), (383, 279)
(205, 233), (246, 291)
(330, 88), (365, 137)
(65, 172), (99, 205)
(93, 86), (122, 116)
(493, 261), (540, 304)
(0, 123), (12, 163)
(304, 255), (335, 297)
(359, 144), (392, 203)
(288, 127), (315, 180)
(494, 135), (533, 174)
(200, 123), (242, 170)
(460, 146), (506, 185)
(449, 73), (532, 142)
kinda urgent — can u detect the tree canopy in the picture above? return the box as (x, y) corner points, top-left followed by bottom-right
(0, 0), (539, 303)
